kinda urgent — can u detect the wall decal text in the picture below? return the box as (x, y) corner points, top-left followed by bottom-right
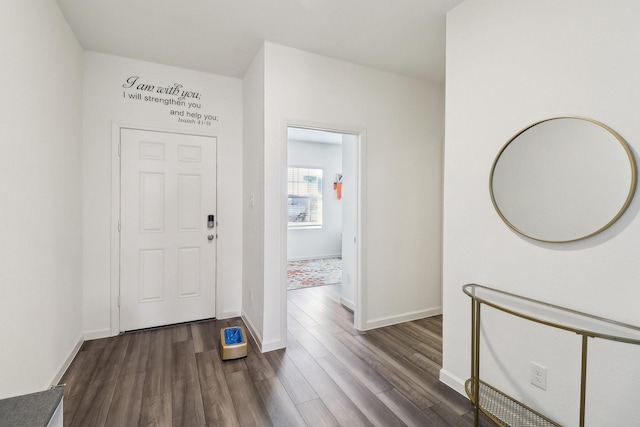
(122, 76), (219, 126)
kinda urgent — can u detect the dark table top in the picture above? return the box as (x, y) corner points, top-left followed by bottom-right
(0, 388), (63, 427)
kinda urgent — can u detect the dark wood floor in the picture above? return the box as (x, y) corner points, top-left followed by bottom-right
(59, 285), (479, 426)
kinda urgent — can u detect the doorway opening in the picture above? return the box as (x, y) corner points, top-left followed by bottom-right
(285, 125), (360, 319)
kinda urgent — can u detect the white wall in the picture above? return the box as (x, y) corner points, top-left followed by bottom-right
(259, 42), (444, 349)
(341, 134), (358, 309)
(242, 45), (266, 346)
(287, 140), (343, 261)
(0, 1), (83, 398)
(82, 52), (243, 337)
(442, 1), (640, 425)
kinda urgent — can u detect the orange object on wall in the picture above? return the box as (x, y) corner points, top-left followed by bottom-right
(333, 182), (342, 200)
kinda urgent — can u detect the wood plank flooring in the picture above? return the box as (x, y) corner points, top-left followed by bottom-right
(59, 285), (480, 426)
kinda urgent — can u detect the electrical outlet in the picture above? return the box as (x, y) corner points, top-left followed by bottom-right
(530, 362), (547, 390)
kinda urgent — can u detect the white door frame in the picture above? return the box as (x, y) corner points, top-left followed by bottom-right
(110, 123), (219, 335)
(280, 120), (367, 339)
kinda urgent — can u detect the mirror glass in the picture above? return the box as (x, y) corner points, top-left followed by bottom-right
(490, 117), (636, 242)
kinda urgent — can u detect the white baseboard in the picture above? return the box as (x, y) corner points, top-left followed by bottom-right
(216, 309), (242, 320)
(287, 253), (342, 262)
(340, 297), (355, 312)
(83, 328), (112, 341)
(240, 311), (286, 353)
(261, 338), (286, 352)
(49, 335), (83, 388)
(240, 310), (263, 350)
(361, 306), (442, 331)
(439, 368), (468, 397)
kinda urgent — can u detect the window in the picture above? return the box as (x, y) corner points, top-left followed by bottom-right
(288, 167), (322, 227)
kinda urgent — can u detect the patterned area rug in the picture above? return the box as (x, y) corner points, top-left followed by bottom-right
(287, 258), (342, 291)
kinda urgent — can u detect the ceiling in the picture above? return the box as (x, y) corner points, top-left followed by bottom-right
(56, 0), (463, 83)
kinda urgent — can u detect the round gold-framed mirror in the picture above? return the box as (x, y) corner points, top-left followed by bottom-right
(490, 117), (637, 243)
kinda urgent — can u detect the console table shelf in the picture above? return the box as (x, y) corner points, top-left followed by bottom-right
(463, 284), (640, 427)
(465, 378), (559, 427)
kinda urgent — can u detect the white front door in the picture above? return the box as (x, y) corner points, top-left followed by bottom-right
(120, 128), (217, 331)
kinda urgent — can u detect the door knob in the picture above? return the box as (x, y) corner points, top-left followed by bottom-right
(207, 234), (215, 241)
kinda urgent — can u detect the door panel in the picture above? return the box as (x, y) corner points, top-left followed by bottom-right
(178, 247), (201, 297)
(120, 129), (217, 331)
(140, 172), (164, 231)
(140, 249), (164, 302)
(178, 174), (201, 230)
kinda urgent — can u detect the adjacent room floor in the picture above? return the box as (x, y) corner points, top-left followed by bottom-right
(287, 258), (342, 291)
(59, 285), (480, 426)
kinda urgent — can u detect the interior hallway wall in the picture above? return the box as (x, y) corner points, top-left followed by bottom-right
(82, 52), (243, 337)
(340, 134), (359, 309)
(442, 1), (640, 425)
(254, 42), (444, 349)
(0, 0), (83, 398)
(242, 45), (267, 346)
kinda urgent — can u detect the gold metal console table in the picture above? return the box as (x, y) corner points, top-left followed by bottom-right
(463, 284), (640, 427)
